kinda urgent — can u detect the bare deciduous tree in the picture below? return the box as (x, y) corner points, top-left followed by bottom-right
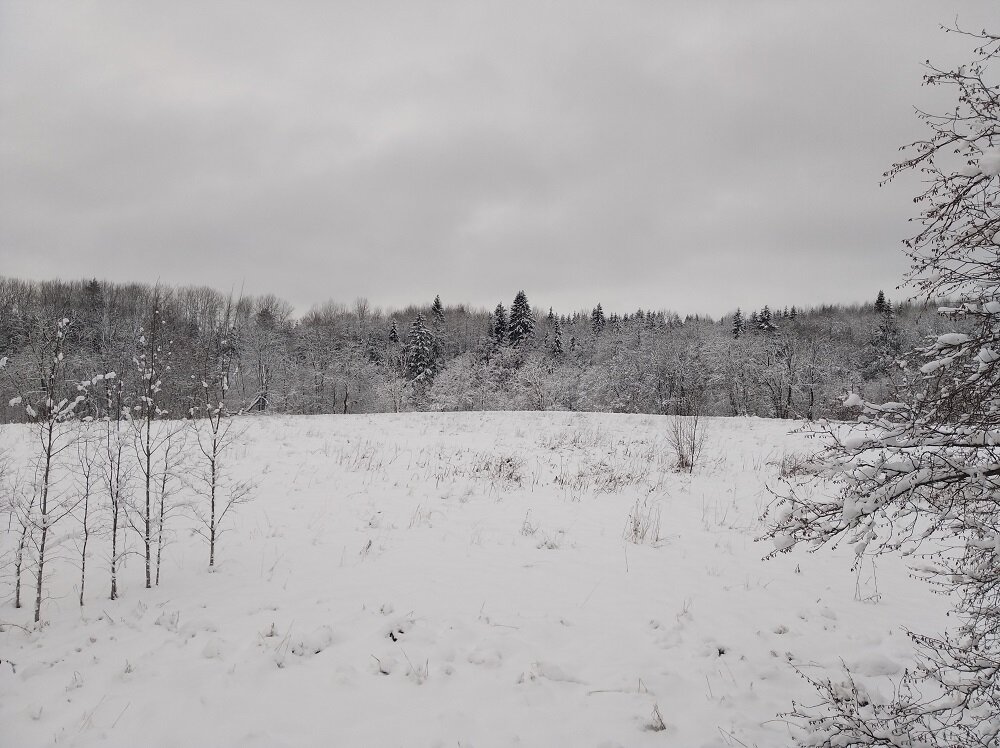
(128, 296), (173, 590)
(763, 25), (1000, 747)
(190, 303), (252, 568)
(2, 318), (89, 622)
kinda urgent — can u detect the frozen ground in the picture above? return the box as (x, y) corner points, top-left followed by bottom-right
(0, 412), (948, 747)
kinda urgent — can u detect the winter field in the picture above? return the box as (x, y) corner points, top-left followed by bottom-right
(0, 412), (947, 747)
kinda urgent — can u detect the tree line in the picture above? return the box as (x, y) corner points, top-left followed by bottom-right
(0, 275), (959, 426)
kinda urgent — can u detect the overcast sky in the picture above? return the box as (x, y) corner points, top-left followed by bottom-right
(1, 1), (995, 318)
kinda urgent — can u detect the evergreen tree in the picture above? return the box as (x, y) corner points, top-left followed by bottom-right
(431, 295), (445, 328)
(864, 295), (902, 380)
(430, 295), (446, 366)
(508, 290), (534, 347)
(404, 314), (436, 383)
(874, 289), (887, 315)
(388, 319), (399, 345)
(491, 303), (509, 345)
(546, 306), (555, 324)
(790, 305), (798, 320)
(591, 303), (606, 334)
(758, 305), (776, 332)
(551, 318), (564, 358)
(732, 308), (744, 339)
(81, 278), (105, 353)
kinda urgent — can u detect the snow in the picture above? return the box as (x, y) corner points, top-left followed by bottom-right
(0, 412), (948, 747)
(935, 332), (971, 347)
(921, 357), (951, 374)
(842, 392), (864, 408)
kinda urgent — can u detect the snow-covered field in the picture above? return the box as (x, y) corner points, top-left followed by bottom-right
(0, 412), (947, 747)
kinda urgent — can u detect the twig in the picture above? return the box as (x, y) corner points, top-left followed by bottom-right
(111, 702), (130, 729)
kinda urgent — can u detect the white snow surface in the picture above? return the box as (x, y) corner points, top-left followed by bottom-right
(0, 412), (947, 747)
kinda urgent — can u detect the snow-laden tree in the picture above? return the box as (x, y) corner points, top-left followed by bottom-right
(427, 352), (499, 411)
(431, 295), (445, 329)
(758, 304), (776, 333)
(591, 303), (606, 335)
(764, 26), (1000, 747)
(490, 303), (509, 346)
(189, 306), (251, 569)
(430, 295), (447, 365)
(404, 314), (437, 386)
(1, 318), (89, 622)
(128, 296), (176, 589)
(94, 370), (130, 600)
(550, 317), (565, 358)
(508, 290), (534, 347)
(731, 308), (744, 339)
(874, 290), (888, 315)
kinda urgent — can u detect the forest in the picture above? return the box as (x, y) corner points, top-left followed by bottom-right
(0, 275), (956, 425)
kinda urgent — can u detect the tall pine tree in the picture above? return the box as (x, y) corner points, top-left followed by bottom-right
(431, 295), (445, 328)
(551, 318), (564, 358)
(874, 289), (887, 315)
(491, 303), (509, 345)
(508, 290), (534, 347)
(758, 305), (776, 333)
(591, 303), (606, 334)
(430, 295), (446, 365)
(404, 314), (436, 384)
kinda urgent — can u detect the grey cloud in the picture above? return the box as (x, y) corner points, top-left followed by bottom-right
(1, 0), (995, 316)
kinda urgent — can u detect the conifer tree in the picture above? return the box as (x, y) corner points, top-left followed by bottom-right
(431, 295), (445, 328)
(732, 308), (744, 339)
(404, 314), (436, 384)
(874, 289), (887, 315)
(430, 295), (446, 366)
(591, 303), (606, 334)
(388, 318), (399, 345)
(491, 303), (509, 345)
(758, 305), (776, 332)
(508, 290), (534, 347)
(551, 318), (564, 358)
